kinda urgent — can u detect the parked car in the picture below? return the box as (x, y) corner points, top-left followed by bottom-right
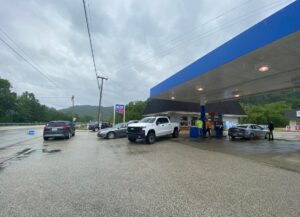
(97, 122), (129, 139)
(43, 120), (75, 140)
(127, 120), (139, 124)
(88, 122), (111, 131)
(127, 116), (180, 144)
(228, 124), (269, 140)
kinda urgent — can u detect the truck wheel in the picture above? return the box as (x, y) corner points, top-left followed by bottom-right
(128, 138), (136, 143)
(146, 132), (156, 144)
(172, 128), (179, 138)
(43, 137), (48, 141)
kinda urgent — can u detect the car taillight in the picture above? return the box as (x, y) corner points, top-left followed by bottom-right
(62, 125), (69, 129)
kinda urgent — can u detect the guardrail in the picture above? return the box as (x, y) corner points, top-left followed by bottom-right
(0, 123), (47, 126)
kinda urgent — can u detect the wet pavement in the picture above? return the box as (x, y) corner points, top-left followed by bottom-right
(178, 135), (300, 173)
(0, 131), (299, 217)
(0, 125), (43, 150)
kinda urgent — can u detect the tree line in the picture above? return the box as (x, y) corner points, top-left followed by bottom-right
(2, 75), (297, 127)
(239, 89), (300, 127)
(0, 77), (89, 123)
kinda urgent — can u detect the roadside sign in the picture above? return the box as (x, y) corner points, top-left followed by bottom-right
(27, 129), (35, 136)
(115, 104), (125, 114)
(296, 111), (300, 117)
(113, 104), (126, 125)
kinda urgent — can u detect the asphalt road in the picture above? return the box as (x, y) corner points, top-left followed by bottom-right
(0, 125), (43, 149)
(0, 131), (299, 217)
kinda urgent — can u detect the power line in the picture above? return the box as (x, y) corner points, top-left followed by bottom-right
(0, 28), (37, 64)
(113, 0), (292, 74)
(0, 36), (58, 88)
(82, 0), (109, 127)
(82, 0), (99, 88)
(0, 30), (58, 88)
(36, 96), (71, 98)
(113, 0), (253, 73)
(113, 0), (292, 73)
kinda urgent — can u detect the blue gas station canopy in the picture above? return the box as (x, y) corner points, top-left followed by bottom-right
(150, 1), (300, 103)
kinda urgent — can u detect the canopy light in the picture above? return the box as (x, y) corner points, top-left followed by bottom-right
(258, 65), (270, 72)
(234, 94), (240, 98)
(171, 96), (175, 100)
(197, 87), (204, 91)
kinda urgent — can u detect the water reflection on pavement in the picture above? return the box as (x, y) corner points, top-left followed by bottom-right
(177, 135), (300, 172)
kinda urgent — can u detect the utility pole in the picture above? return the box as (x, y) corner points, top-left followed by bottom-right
(71, 95), (75, 121)
(123, 105), (126, 123)
(97, 76), (108, 128)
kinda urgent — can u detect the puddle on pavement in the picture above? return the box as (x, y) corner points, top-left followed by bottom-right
(15, 148), (36, 160)
(179, 137), (300, 173)
(0, 148), (37, 172)
(126, 150), (151, 155)
(0, 147), (62, 172)
(42, 148), (61, 153)
(0, 163), (4, 172)
(16, 148), (31, 155)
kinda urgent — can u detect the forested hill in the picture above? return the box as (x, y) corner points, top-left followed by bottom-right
(239, 88), (300, 127)
(240, 88), (300, 108)
(60, 105), (114, 122)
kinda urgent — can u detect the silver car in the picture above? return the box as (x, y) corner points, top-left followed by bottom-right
(97, 123), (129, 139)
(228, 124), (269, 140)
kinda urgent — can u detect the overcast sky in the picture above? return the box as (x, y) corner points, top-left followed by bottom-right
(0, 0), (294, 109)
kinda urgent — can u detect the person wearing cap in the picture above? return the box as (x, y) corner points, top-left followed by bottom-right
(205, 118), (212, 138)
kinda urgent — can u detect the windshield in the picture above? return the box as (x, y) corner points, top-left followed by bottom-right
(139, 117), (156, 123)
(48, 122), (68, 127)
(236, 125), (248, 128)
(113, 124), (121, 128)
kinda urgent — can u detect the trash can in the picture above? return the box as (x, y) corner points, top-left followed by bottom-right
(190, 127), (199, 138)
(215, 128), (223, 138)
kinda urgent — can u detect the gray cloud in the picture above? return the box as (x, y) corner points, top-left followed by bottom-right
(0, 0), (294, 109)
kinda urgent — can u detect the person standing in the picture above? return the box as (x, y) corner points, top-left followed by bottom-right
(205, 119), (212, 138)
(196, 118), (203, 137)
(268, 121), (274, 141)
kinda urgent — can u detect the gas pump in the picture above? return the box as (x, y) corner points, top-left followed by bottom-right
(215, 114), (224, 138)
(208, 113), (224, 138)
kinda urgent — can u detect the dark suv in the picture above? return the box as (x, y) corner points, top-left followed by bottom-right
(43, 120), (75, 140)
(88, 122), (111, 131)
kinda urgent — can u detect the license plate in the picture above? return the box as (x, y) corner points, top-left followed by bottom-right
(52, 128), (58, 131)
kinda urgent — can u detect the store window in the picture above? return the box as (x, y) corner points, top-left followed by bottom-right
(191, 116), (198, 126)
(180, 116), (188, 126)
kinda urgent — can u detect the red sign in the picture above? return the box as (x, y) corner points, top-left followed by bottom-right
(115, 104), (124, 115)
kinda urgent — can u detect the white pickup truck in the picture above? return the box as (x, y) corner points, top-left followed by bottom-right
(127, 116), (180, 144)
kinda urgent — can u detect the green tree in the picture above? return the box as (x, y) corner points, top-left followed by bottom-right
(0, 77), (17, 122)
(14, 91), (43, 122)
(0, 77), (74, 123)
(240, 101), (290, 127)
(125, 101), (145, 122)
